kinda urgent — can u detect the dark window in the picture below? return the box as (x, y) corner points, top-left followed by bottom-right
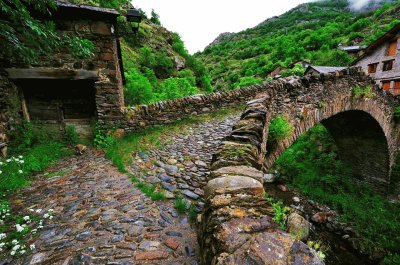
(368, 63), (378, 74)
(382, 60), (394, 71)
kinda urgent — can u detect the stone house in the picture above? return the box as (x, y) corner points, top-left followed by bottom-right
(304, 65), (347, 75)
(0, 1), (126, 156)
(353, 23), (400, 95)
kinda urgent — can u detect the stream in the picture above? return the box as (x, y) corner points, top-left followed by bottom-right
(264, 183), (375, 265)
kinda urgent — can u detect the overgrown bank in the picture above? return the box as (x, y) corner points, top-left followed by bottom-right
(273, 124), (400, 264)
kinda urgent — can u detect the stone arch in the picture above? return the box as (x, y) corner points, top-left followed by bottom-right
(263, 93), (395, 193)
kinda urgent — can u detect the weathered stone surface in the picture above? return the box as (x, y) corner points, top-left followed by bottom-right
(134, 250), (169, 260)
(286, 212), (310, 241)
(211, 165), (264, 183)
(204, 176), (264, 198)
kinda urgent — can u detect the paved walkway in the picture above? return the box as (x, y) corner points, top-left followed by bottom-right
(6, 111), (239, 265)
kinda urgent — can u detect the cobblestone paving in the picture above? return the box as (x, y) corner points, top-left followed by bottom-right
(6, 112), (239, 265)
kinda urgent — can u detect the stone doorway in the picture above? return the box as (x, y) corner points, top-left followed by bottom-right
(15, 79), (96, 137)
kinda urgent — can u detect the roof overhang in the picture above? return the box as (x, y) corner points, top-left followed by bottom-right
(5, 68), (99, 80)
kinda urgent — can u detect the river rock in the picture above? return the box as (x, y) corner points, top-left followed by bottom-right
(286, 212), (310, 241)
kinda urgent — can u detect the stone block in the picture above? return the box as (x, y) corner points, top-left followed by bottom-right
(204, 176), (264, 198)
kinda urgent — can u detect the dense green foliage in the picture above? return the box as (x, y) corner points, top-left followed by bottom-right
(0, 0), (94, 65)
(268, 116), (294, 143)
(274, 124), (400, 264)
(196, 0), (400, 90)
(121, 17), (213, 105)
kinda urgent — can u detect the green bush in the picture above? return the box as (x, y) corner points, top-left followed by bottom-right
(268, 116), (294, 143)
(156, 77), (199, 101)
(234, 76), (263, 88)
(124, 69), (154, 106)
(93, 124), (115, 149)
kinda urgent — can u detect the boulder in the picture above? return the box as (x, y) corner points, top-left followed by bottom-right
(211, 166), (264, 183)
(286, 212), (310, 241)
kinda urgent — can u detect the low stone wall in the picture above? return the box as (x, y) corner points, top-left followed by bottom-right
(121, 85), (269, 131)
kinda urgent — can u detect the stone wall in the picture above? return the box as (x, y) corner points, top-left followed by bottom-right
(0, 70), (21, 157)
(199, 68), (400, 264)
(121, 85), (269, 131)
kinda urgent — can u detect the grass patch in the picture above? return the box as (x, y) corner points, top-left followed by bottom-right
(174, 196), (188, 213)
(135, 182), (166, 201)
(0, 142), (72, 191)
(274, 124), (400, 264)
(268, 115), (294, 144)
(352, 85), (374, 99)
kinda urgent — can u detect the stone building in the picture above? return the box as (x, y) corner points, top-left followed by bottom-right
(353, 23), (400, 95)
(304, 65), (347, 75)
(0, 1), (125, 156)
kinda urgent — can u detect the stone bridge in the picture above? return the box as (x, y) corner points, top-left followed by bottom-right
(199, 68), (400, 264)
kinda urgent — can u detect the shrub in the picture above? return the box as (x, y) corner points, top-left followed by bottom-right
(394, 106), (400, 122)
(352, 86), (374, 99)
(268, 116), (294, 143)
(93, 124), (115, 149)
(124, 69), (154, 106)
(234, 76), (263, 88)
(63, 125), (79, 146)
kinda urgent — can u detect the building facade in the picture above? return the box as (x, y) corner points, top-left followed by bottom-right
(353, 24), (400, 95)
(0, 1), (126, 156)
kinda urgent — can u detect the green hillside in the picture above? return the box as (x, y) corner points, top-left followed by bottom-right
(196, 0), (400, 90)
(69, 0), (213, 106)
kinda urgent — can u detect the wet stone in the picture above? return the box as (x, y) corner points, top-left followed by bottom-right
(182, 189), (200, 200)
(165, 231), (183, 237)
(76, 231), (91, 241)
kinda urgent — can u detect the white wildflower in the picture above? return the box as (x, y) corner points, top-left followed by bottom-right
(0, 171), (2, 174)
(0, 162), (3, 165)
(0, 233), (6, 240)
(11, 239), (18, 244)
(19, 160), (24, 164)
(37, 225), (43, 229)
(35, 209), (42, 213)
(29, 244), (35, 251)
(29, 209), (34, 212)
(10, 250), (15, 256)
(15, 224), (24, 232)
(18, 155), (23, 159)
(0, 243), (5, 247)
(12, 244), (20, 251)
(23, 216), (30, 221)
(31, 228), (37, 234)
(48, 209), (54, 212)
(18, 170), (23, 174)
(6, 159), (11, 163)
(20, 250), (26, 254)
(49, 216), (53, 220)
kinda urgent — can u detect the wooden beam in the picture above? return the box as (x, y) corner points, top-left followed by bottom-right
(5, 68), (99, 80)
(18, 88), (30, 122)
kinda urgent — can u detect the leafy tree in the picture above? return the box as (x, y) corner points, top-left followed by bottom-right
(150, 9), (161, 25)
(0, 0), (94, 65)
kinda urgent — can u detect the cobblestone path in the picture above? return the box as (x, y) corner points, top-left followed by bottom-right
(6, 111), (240, 265)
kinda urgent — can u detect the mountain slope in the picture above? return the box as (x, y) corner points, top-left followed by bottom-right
(196, 0), (400, 90)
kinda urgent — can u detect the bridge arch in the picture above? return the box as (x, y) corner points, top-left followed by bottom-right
(263, 92), (394, 192)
